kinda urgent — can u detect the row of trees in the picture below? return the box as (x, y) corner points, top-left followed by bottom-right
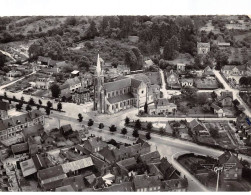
(239, 76), (251, 86)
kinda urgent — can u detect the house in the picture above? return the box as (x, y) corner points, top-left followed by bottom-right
(139, 151), (161, 164)
(37, 56), (52, 66)
(72, 87), (90, 104)
(166, 70), (180, 89)
(189, 119), (210, 136)
(203, 66), (214, 76)
(11, 142), (29, 157)
(83, 137), (107, 153)
(61, 175), (85, 191)
(117, 65), (131, 75)
(144, 59), (154, 69)
(177, 63), (186, 71)
(218, 91), (233, 107)
(221, 65), (247, 85)
(55, 185), (75, 192)
(60, 124), (73, 137)
(20, 158), (37, 177)
(117, 157), (137, 170)
(22, 123), (44, 141)
(98, 147), (116, 164)
(90, 154), (109, 174)
(0, 101), (10, 120)
(112, 143), (143, 161)
(74, 144), (91, 156)
(211, 103), (225, 118)
(36, 77), (54, 90)
(40, 132), (54, 145)
(37, 165), (68, 190)
(80, 72), (93, 88)
(0, 110), (44, 141)
(32, 154), (48, 170)
(61, 157), (94, 174)
(148, 98), (177, 115)
(101, 181), (133, 191)
(133, 174), (162, 192)
(63, 77), (82, 93)
(197, 42), (210, 55)
(6, 70), (22, 78)
(135, 138), (151, 154)
(162, 178), (188, 192)
(218, 151), (243, 180)
(180, 78), (193, 87)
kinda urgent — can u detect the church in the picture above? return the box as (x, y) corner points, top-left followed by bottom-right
(93, 55), (153, 114)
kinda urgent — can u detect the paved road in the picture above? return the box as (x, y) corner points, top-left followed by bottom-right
(213, 70), (251, 117)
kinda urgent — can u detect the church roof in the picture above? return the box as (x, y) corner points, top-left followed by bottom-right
(104, 78), (131, 92)
(107, 93), (134, 104)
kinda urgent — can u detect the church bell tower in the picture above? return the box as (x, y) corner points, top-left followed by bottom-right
(94, 54), (105, 113)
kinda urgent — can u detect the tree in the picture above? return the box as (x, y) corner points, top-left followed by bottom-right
(125, 117), (130, 125)
(45, 107), (51, 116)
(47, 101), (52, 108)
(50, 84), (61, 98)
(88, 119), (94, 127)
(57, 102), (62, 111)
(146, 132), (151, 140)
(132, 129), (139, 138)
(37, 105), (40, 110)
(196, 93), (209, 105)
(124, 50), (137, 71)
(13, 96), (16, 101)
(0, 52), (7, 69)
(134, 119), (141, 130)
(21, 96), (24, 102)
(209, 127), (219, 138)
(4, 92), (7, 98)
(109, 125), (117, 133)
(99, 123), (104, 130)
(65, 16), (77, 26)
(144, 102), (148, 113)
(16, 103), (22, 111)
(26, 104), (32, 112)
(38, 99), (42, 106)
(86, 21), (98, 39)
(28, 98), (35, 106)
(43, 41), (63, 60)
(121, 128), (128, 136)
(159, 127), (165, 135)
(78, 113), (83, 122)
(147, 122), (153, 131)
(78, 56), (91, 71)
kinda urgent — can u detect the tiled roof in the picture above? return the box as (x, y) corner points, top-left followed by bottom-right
(131, 78), (142, 88)
(98, 147), (116, 163)
(60, 124), (72, 133)
(140, 151), (161, 164)
(107, 93), (134, 104)
(104, 78), (131, 92)
(11, 142), (29, 154)
(38, 56), (51, 63)
(222, 65), (246, 71)
(189, 119), (205, 130)
(117, 157), (137, 168)
(197, 42), (210, 47)
(85, 137), (107, 150)
(101, 182), (133, 191)
(0, 110), (43, 131)
(145, 59), (154, 66)
(218, 151), (243, 168)
(133, 175), (161, 189)
(90, 154), (107, 170)
(156, 98), (169, 107)
(181, 78), (193, 83)
(61, 157), (94, 173)
(32, 154), (48, 170)
(37, 165), (66, 181)
(211, 103), (222, 111)
(62, 175), (85, 191)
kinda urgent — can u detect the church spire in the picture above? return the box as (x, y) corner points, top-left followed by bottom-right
(96, 53), (101, 77)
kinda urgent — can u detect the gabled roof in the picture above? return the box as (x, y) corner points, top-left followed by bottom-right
(101, 181), (133, 191)
(104, 78), (131, 92)
(156, 98), (169, 107)
(211, 103), (222, 111)
(98, 147), (116, 163)
(197, 42), (210, 47)
(60, 124), (72, 133)
(32, 154), (48, 170)
(84, 137), (107, 151)
(139, 151), (161, 164)
(189, 119), (205, 130)
(37, 165), (66, 181)
(90, 154), (107, 170)
(131, 78), (143, 88)
(11, 142), (29, 154)
(145, 59), (154, 66)
(133, 175), (161, 189)
(62, 175), (85, 191)
(107, 93), (134, 104)
(117, 157), (137, 168)
(181, 78), (194, 83)
(61, 157), (94, 173)
(218, 151), (243, 169)
(222, 65), (246, 71)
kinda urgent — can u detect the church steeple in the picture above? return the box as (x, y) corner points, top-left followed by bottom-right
(96, 53), (101, 77)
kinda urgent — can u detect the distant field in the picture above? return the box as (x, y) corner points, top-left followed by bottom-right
(233, 32), (251, 42)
